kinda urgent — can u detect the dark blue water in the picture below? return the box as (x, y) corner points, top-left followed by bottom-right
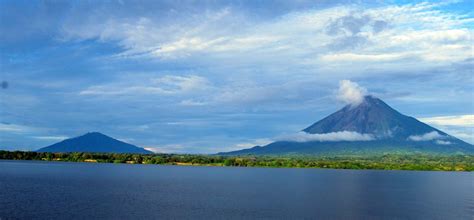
(0, 160), (473, 219)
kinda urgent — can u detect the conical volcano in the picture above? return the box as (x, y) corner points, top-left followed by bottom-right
(304, 96), (446, 140)
(221, 96), (473, 155)
(37, 132), (152, 154)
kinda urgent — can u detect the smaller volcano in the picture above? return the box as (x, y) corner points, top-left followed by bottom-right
(37, 132), (152, 154)
(221, 96), (473, 155)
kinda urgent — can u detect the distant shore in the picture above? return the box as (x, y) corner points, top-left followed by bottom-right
(1, 150), (473, 171)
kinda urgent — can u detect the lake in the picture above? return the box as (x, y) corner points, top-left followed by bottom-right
(0, 160), (472, 219)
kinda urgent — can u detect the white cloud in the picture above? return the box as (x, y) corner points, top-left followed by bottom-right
(60, 2), (473, 68)
(32, 136), (68, 141)
(0, 123), (30, 133)
(0, 123), (46, 135)
(179, 99), (207, 106)
(143, 147), (160, 153)
(337, 80), (367, 106)
(439, 128), (474, 144)
(407, 131), (445, 141)
(152, 75), (209, 93)
(419, 115), (474, 127)
(144, 144), (188, 154)
(321, 52), (410, 62)
(152, 37), (222, 59)
(232, 138), (273, 148)
(278, 131), (375, 142)
(435, 140), (452, 145)
(213, 85), (280, 104)
(80, 75), (209, 96)
(417, 115), (474, 144)
(213, 138), (274, 153)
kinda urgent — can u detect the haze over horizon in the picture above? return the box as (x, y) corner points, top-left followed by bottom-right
(1, 0), (473, 153)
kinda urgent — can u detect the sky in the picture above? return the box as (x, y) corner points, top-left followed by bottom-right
(0, 0), (473, 153)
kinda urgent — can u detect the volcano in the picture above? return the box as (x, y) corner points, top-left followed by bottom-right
(221, 96), (473, 155)
(37, 132), (152, 154)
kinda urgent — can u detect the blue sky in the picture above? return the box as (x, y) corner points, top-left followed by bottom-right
(1, 0), (473, 153)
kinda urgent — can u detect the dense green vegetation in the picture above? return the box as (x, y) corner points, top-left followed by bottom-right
(1, 150), (473, 171)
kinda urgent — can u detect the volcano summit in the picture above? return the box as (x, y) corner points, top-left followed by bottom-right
(221, 96), (473, 155)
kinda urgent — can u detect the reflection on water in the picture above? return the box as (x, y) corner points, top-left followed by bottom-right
(0, 160), (473, 219)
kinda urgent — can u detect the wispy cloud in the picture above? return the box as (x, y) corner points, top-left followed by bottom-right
(80, 75), (210, 96)
(419, 115), (474, 127)
(0, 123), (31, 133)
(144, 144), (187, 154)
(231, 138), (273, 149)
(417, 115), (474, 144)
(435, 140), (452, 145)
(32, 136), (68, 141)
(59, 2), (473, 68)
(407, 131), (445, 141)
(179, 99), (207, 106)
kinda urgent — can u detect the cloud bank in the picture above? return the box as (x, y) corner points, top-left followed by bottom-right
(407, 131), (445, 141)
(435, 140), (452, 145)
(337, 80), (368, 106)
(278, 131), (375, 142)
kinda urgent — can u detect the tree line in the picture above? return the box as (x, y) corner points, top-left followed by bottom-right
(0, 150), (473, 171)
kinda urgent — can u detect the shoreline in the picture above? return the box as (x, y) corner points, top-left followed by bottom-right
(0, 158), (471, 172)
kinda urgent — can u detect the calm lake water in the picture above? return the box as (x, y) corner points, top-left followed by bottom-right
(0, 160), (473, 219)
